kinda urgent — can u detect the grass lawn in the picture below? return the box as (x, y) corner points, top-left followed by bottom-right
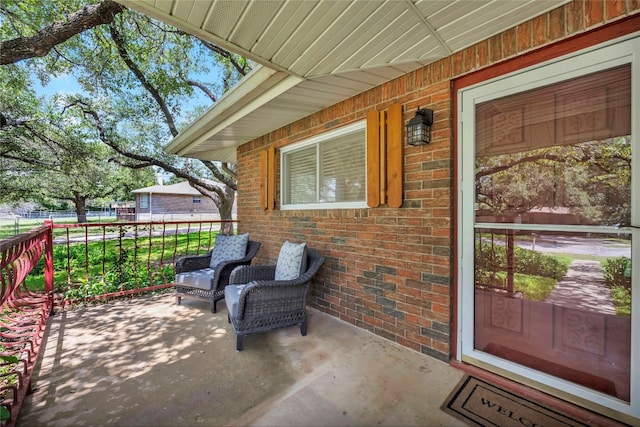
(0, 216), (118, 240)
(481, 271), (557, 301)
(24, 230), (217, 296)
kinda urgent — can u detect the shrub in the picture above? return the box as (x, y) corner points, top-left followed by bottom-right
(65, 261), (174, 300)
(475, 240), (570, 280)
(609, 285), (631, 317)
(603, 257), (631, 291)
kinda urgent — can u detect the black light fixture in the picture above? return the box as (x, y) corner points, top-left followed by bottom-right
(405, 107), (434, 146)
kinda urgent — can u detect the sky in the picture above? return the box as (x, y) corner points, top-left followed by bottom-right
(32, 74), (82, 99)
(32, 71), (214, 113)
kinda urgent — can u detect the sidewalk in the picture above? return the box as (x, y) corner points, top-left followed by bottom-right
(545, 260), (616, 314)
(20, 294), (466, 426)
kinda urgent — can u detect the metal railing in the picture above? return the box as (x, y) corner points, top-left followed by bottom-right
(0, 219), (232, 426)
(0, 226), (53, 427)
(49, 220), (231, 306)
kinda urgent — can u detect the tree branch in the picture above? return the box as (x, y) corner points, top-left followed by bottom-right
(108, 157), (154, 169)
(476, 153), (566, 179)
(0, 0), (124, 65)
(66, 99), (226, 195)
(187, 79), (217, 103)
(201, 160), (236, 189)
(201, 40), (249, 76)
(221, 163), (237, 181)
(0, 152), (57, 168)
(108, 24), (179, 137)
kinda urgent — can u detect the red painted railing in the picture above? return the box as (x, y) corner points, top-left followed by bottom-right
(0, 219), (232, 425)
(50, 220), (229, 307)
(0, 225), (53, 427)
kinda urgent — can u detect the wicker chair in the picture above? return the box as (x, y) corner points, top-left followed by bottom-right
(174, 240), (261, 313)
(224, 247), (324, 351)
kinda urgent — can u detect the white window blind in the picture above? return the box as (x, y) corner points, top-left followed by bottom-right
(320, 133), (365, 203)
(282, 121), (366, 209)
(286, 146), (316, 205)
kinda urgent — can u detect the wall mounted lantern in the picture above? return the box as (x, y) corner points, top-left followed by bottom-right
(405, 107), (434, 146)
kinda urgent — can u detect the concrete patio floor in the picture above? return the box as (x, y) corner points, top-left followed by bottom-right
(19, 293), (468, 426)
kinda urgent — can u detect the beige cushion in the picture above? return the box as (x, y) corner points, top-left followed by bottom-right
(274, 241), (307, 281)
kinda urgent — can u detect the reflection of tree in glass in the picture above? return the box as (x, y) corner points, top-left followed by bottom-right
(475, 136), (630, 226)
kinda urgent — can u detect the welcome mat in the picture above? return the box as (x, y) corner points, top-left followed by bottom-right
(441, 376), (590, 427)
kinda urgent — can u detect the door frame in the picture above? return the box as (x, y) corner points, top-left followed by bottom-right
(455, 32), (639, 422)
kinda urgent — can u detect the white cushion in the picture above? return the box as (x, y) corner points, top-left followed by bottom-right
(209, 233), (249, 268)
(175, 268), (215, 290)
(274, 241), (307, 281)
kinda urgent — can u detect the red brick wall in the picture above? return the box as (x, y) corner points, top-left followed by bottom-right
(236, 1), (639, 361)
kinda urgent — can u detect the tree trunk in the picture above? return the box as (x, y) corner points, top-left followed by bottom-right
(218, 185), (235, 235)
(74, 195), (88, 223)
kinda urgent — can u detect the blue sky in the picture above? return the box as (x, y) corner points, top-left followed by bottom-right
(32, 71), (214, 114)
(32, 74), (82, 98)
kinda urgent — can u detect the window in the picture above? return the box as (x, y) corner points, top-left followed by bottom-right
(281, 121), (367, 209)
(140, 194), (149, 209)
(192, 196), (201, 204)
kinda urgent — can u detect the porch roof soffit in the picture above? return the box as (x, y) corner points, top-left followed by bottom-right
(116, 0), (570, 163)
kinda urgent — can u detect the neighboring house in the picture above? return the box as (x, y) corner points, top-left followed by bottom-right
(131, 181), (222, 221)
(119, 1), (639, 423)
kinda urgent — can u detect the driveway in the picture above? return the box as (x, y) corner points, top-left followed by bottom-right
(518, 235), (630, 258)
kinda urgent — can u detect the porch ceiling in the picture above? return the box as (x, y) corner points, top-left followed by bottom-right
(116, 0), (570, 163)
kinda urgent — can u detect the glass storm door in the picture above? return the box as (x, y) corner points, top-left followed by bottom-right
(458, 36), (639, 421)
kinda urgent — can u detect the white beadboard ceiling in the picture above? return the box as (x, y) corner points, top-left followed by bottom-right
(116, 0), (570, 162)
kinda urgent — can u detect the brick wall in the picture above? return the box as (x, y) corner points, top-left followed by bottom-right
(136, 194), (219, 215)
(151, 194), (218, 214)
(236, 1), (639, 362)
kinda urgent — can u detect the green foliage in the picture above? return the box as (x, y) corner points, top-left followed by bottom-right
(474, 239), (571, 301)
(25, 230), (215, 300)
(602, 256), (631, 316)
(0, 90), (156, 219)
(602, 257), (632, 290)
(1, 0), (248, 223)
(609, 286), (631, 317)
(475, 240), (570, 281)
(476, 271), (557, 301)
(0, 353), (19, 421)
(65, 258), (174, 300)
(476, 137), (631, 226)
(0, 355), (19, 364)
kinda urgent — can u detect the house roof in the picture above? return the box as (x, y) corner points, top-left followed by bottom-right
(131, 181), (202, 196)
(117, 0), (570, 163)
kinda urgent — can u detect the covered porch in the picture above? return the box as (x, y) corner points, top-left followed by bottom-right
(20, 294), (466, 426)
(4, 1), (639, 425)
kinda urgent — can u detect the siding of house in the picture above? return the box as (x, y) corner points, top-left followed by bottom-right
(236, 1), (640, 362)
(136, 194), (218, 215)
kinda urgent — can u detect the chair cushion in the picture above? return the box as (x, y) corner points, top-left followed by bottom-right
(224, 284), (246, 317)
(274, 240), (307, 281)
(209, 233), (249, 268)
(175, 268), (215, 290)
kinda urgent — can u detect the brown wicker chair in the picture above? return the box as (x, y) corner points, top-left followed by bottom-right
(174, 240), (261, 313)
(225, 247), (324, 351)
